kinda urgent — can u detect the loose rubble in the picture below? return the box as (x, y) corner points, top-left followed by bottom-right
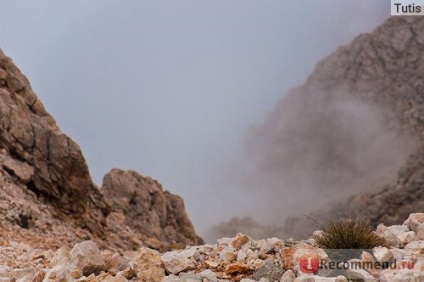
(0, 213), (423, 282)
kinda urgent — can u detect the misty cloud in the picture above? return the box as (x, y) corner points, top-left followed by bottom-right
(220, 87), (418, 234)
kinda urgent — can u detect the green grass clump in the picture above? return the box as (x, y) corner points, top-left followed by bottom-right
(312, 217), (388, 249)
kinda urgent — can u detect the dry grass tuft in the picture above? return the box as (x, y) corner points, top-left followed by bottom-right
(312, 217), (388, 249)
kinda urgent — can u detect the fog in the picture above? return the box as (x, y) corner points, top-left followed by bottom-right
(0, 1), (391, 236)
(218, 88), (417, 235)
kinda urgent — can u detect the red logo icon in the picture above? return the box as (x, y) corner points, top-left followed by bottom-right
(300, 255), (320, 273)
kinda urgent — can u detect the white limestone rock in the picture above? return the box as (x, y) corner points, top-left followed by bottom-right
(161, 251), (195, 275)
(69, 240), (105, 276)
(404, 213), (424, 240)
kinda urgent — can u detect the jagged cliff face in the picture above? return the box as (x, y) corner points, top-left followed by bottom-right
(101, 169), (203, 250)
(0, 49), (203, 251)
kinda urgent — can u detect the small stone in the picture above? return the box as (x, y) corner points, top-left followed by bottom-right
(105, 253), (129, 273)
(404, 240), (424, 250)
(204, 259), (219, 269)
(217, 238), (232, 246)
(375, 224), (402, 248)
(253, 262), (284, 281)
(404, 213), (424, 240)
(396, 231), (418, 245)
(230, 233), (251, 249)
(116, 267), (135, 280)
(237, 249), (247, 262)
(161, 251), (195, 275)
(346, 268), (377, 282)
(246, 249), (258, 260)
(372, 247), (393, 263)
(132, 247), (165, 282)
(335, 276), (348, 282)
(280, 270), (295, 282)
(70, 240), (106, 276)
(224, 263), (251, 275)
(42, 265), (72, 282)
(68, 264), (83, 279)
(387, 225), (410, 236)
(390, 248), (409, 261)
(360, 251), (381, 276)
(199, 269), (217, 282)
(257, 240), (275, 257)
(219, 248), (237, 263)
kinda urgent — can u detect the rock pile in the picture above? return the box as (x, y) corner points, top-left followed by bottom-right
(0, 213), (423, 282)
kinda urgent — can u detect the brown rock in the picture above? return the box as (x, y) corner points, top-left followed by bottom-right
(101, 169), (204, 250)
(404, 213), (424, 240)
(105, 253), (129, 274)
(70, 240), (105, 276)
(132, 247), (165, 282)
(161, 251), (195, 274)
(0, 48), (108, 217)
(0, 153), (34, 184)
(224, 262), (251, 275)
(230, 233), (251, 250)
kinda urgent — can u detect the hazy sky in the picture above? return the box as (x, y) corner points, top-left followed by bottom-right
(1, 1), (389, 235)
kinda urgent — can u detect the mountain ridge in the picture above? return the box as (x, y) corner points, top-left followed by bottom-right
(0, 48), (203, 251)
(207, 16), (424, 241)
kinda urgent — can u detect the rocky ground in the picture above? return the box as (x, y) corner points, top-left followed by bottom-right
(0, 213), (422, 282)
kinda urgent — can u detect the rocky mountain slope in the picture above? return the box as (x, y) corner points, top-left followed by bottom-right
(282, 16), (424, 238)
(209, 16), (424, 241)
(0, 48), (203, 252)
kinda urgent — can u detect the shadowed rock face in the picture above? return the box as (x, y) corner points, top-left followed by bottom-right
(0, 49), (98, 211)
(0, 49), (108, 234)
(0, 49), (203, 251)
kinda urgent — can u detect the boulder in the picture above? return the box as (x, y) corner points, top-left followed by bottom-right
(70, 240), (105, 276)
(131, 247), (165, 282)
